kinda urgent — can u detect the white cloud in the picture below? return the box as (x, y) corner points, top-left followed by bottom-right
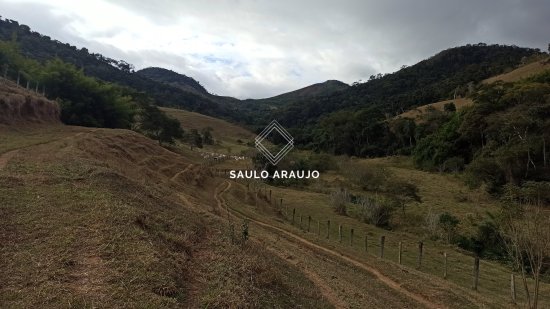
(0, 0), (548, 98)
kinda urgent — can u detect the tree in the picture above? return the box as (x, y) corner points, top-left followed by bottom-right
(500, 195), (550, 309)
(189, 129), (203, 148)
(443, 102), (456, 112)
(201, 127), (214, 145)
(139, 103), (183, 145)
(439, 212), (459, 243)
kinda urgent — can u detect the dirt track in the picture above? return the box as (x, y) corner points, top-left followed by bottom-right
(213, 180), (445, 309)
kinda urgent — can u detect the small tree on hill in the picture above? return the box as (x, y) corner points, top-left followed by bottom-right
(443, 102), (456, 112)
(139, 103), (183, 145)
(201, 127), (214, 145)
(500, 185), (550, 309)
(439, 212), (459, 243)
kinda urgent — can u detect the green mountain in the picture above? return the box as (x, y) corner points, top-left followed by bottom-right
(273, 44), (543, 129)
(0, 18), (239, 119)
(136, 67), (209, 96)
(254, 80), (349, 106)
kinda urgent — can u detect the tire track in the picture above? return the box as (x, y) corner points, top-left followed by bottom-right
(216, 180), (445, 309)
(170, 163), (194, 181)
(214, 180), (348, 308)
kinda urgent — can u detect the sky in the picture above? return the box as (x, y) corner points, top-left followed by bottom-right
(0, 0), (549, 99)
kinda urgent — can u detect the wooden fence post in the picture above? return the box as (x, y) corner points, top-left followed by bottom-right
(299, 215), (303, 229)
(444, 253), (448, 279)
(380, 236), (385, 258)
(398, 242), (402, 265)
(365, 235), (368, 252)
(417, 241), (423, 269)
(292, 208), (295, 225)
(339, 225), (343, 243)
(326, 220), (330, 239)
(510, 273), (516, 303)
(472, 256), (479, 291)
(16, 70), (20, 86)
(350, 228), (354, 246)
(269, 189), (272, 202)
(307, 216), (311, 232)
(280, 198), (283, 208)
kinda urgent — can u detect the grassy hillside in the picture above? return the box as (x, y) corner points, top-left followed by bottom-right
(0, 124), (334, 308)
(2, 96), (549, 307)
(161, 107), (256, 154)
(483, 56), (550, 83)
(396, 98), (473, 121)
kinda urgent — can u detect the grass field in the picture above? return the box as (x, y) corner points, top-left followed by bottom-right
(161, 107), (255, 154)
(483, 57), (550, 84)
(396, 98), (473, 121)
(225, 174), (550, 308)
(0, 126), (332, 308)
(2, 93), (549, 307)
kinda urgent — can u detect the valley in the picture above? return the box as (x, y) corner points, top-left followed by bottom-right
(1, 12), (550, 309)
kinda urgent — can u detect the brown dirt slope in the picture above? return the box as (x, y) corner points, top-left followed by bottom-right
(0, 79), (60, 125)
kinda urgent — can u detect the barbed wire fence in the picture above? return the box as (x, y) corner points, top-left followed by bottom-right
(0, 62), (46, 96)
(210, 167), (542, 307)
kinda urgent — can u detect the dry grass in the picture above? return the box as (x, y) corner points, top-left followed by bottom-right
(161, 106), (255, 154)
(160, 107), (254, 140)
(396, 98), (473, 121)
(222, 156), (550, 308)
(0, 79), (60, 125)
(0, 126), (331, 308)
(483, 57), (550, 84)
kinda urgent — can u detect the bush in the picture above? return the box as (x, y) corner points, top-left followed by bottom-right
(443, 102), (456, 112)
(305, 153), (337, 172)
(138, 103), (183, 145)
(356, 196), (394, 228)
(438, 212), (459, 243)
(330, 189), (350, 215)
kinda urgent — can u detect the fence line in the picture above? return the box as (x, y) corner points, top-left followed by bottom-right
(208, 163), (538, 306)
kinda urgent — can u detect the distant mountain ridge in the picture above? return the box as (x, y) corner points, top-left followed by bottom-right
(272, 44), (544, 128)
(256, 80), (349, 106)
(0, 17), (545, 135)
(136, 67), (209, 96)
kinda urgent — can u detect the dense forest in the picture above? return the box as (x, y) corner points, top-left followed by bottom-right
(274, 45), (545, 153)
(0, 39), (184, 144)
(0, 18), (242, 120)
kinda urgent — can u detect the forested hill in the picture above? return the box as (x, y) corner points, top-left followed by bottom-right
(274, 44), (544, 128)
(253, 80), (349, 106)
(0, 18), (238, 118)
(136, 67), (208, 96)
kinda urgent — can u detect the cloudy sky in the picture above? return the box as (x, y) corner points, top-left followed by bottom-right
(1, 0), (548, 98)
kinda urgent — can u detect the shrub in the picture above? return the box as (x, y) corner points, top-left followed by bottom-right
(356, 196), (394, 228)
(330, 189), (350, 215)
(438, 212), (459, 243)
